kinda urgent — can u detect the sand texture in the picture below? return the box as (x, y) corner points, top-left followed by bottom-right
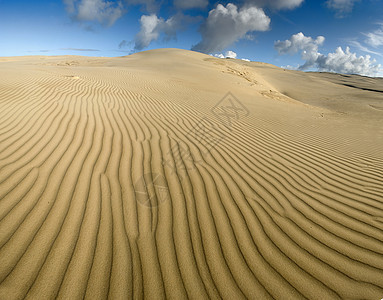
(0, 48), (382, 299)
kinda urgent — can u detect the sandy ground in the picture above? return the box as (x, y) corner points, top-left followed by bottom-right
(0, 48), (382, 299)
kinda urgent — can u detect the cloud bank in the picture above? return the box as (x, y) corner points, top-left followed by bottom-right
(192, 3), (270, 53)
(275, 32), (381, 76)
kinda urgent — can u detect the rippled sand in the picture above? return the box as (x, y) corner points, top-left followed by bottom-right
(0, 48), (382, 299)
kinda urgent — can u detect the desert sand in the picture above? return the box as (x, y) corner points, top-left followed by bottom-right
(0, 48), (382, 299)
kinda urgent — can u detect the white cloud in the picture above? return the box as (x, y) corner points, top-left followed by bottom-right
(275, 32), (325, 54)
(364, 24), (383, 48)
(275, 32), (382, 76)
(192, 3), (270, 53)
(316, 46), (381, 76)
(64, 0), (124, 26)
(212, 50), (251, 61)
(244, 0), (304, 10)
(173, 0), (208, 10)
(281, 64), (299, 70)
(214, 50), (237, 58)
(326, 0), (360, 16)
(134, 13), (186, 50)
(275, 32), (325, 69)
(214, 50), (238, 59)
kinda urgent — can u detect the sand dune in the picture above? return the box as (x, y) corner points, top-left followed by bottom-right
(0, 48), (382, 299)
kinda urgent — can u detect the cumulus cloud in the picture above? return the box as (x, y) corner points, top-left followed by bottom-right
(316, 46), (381, 76)
(326, 0), (360, 16)
(364, 24), (383, 48)
(134, 14), (163, 50)
(275, 32), (381, 76)
(63, 0), (161, 26)
(275, 32), (325, 69)
(214, 50), (238, 58)
(225, 50), (238, 58)
(212, 50), (251, 61)
(173, 0), (208, 10)
(134, 13), (188, 50)
(275, 32), (325, 55)
(64, 0), (124, 26)
(244, 0), (304, 10)
(192, 3), (270, 53)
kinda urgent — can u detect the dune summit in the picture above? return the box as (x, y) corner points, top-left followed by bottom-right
(0, 48), (382, 299)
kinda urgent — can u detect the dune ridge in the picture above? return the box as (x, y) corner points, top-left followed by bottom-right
(0, 48), (382, 299)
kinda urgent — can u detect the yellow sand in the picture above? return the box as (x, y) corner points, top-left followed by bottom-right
(0, 48), (382, 299)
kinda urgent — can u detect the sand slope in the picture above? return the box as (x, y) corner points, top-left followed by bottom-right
(0, 48), (382, 299)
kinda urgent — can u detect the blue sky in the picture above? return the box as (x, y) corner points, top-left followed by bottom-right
(1, 0), (383, 76)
